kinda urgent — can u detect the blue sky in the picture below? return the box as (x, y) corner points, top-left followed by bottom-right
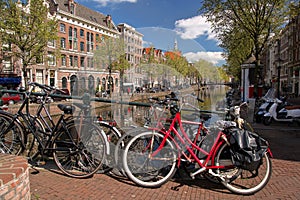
(76, 0), (225, 66)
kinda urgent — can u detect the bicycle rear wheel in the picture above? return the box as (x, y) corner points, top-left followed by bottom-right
(0, 112), (24, 155)
(215, 142), (272, 195)
(53, 121), (107, 178)
(122, 131), (177, 188)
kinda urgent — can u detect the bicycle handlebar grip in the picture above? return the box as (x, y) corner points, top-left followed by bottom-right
(197, 97), (204, 103)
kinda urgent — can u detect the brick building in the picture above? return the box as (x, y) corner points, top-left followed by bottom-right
(261, 13), (300, 97)
(46, 0), (121, 95)
(0, 0), (125, 96)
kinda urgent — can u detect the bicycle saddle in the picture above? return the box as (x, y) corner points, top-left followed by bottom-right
(57, 104), (75, 114)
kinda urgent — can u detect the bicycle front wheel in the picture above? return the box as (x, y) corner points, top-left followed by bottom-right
(122, 131), (177, 188)
(215, 142), (272, 195)
(53, 121), (107, 178)
(113, 127), (147, 177)
(0, 112), (24, 155)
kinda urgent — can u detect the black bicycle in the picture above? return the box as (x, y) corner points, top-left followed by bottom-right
(0, 82), (108, 178)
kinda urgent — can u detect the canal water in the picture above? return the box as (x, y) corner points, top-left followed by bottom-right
(93, 85), (229, 132)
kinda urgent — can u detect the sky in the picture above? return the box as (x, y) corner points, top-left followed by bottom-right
(76, 0), (225, 66)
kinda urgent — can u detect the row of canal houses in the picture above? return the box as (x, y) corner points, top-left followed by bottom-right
(0, 0), (181, 96)
(261, 13), (300, 97)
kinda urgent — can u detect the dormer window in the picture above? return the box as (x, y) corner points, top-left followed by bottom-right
(105, 15), (112, 28)
(70, 3), (74, 14)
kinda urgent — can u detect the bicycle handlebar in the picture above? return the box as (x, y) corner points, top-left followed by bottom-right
(28, 82), (68, 95)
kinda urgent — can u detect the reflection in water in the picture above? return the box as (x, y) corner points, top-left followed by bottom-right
(94, 85), (229, 132)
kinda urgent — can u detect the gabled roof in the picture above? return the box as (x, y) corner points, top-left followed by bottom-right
(52, 0), (117, 31)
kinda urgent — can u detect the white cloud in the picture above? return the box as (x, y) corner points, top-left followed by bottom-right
(183, 51), (225, 65)
(175, 15), (218, 41)
(92, 0), (137, 6)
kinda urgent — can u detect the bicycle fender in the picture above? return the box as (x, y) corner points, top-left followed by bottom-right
(98, 127), (111, 155)
(98, 121), (122, 138)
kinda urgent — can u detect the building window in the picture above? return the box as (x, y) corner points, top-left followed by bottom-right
(80, 29), (84, 38)
(70, 3), (75, 14)
(91, 33), (94, 50)
(74, 39), (78, 50)
(48, 52), (55, 66)
(60, 23), (65, 32)
(74, 56), (78, 67)
(69, 27), (73, 38)
(48, 39), (55, 47)
(80, 56), (85, 68)
(86, 32), (90, 52)
(61, 55), (66, 66)
(69, 55), (73, 67)
(36, 53), (43, 64)
(60, 37), (66, 49)
(36, 70), (43, 85)
(62, 77), (67, 88)
(80, 42), (84, 51)
(96, 34), (100, 42)
(87, 57), (92, 68)
(73, 28), (77, 39)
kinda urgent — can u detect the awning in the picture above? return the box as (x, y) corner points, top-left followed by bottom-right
(0, 77), (22, 85)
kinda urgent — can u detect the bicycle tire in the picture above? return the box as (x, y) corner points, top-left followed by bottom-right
(96, 121), (122, 174)
(52, 121), (107, 178)
(0, 112), (25, 155)
(215, 142), (272, 195)
(113, 127), (147, 176)
(122, 131), (177, 188)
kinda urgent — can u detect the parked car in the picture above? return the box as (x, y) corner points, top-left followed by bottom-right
(1, 93), (22, 105)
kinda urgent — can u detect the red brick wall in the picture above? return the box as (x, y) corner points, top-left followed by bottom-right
(0, 154), (30, 200)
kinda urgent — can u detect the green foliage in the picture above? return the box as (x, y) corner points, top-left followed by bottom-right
(93, 36), (130, 94)
(199, 0), (289, 84)
(0, 0), (58, 87)
(93, 36), (128, 71)
(193, 59), (226, 83)
(164, 53), (189, 76)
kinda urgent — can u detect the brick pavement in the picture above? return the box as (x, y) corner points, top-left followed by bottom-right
(28, 121), (300, 200)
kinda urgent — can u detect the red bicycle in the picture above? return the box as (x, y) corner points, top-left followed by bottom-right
(122, 93), (272, 195)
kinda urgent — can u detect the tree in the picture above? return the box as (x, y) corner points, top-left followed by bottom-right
(200, 0), (289, 91)
(221, 25), (253, 80)
(111, 53), (130, 94)
(0, 0), (58, 88)
(93, 36), (130, 96)
(193, 59), (223, 83)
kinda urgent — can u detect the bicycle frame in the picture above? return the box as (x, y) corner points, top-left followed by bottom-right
(148, 111), (230, 175)
(5, 85), (91, 157)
